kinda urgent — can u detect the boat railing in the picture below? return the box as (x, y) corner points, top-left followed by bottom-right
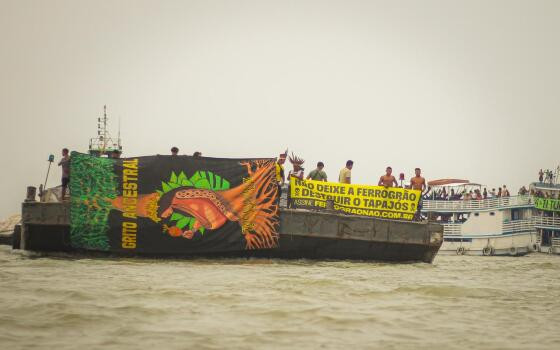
(422, 195), (533, 212)
(442, 223), (462, 236)
(530, 182), (560, 191)
(533, 216), (560, 229)
(552, 238), (560, 248)
(440, 219), (535, 237)
(502, 219), (535, 233)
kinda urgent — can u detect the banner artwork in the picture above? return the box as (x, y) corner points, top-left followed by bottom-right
(290, 178), (421, 220)
(534, 197), (560, 212)
(69, 152), (279, 253)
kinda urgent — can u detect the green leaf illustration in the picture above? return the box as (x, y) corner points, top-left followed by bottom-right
(189, 171), (230, 191)
(176, 217), (193, 229)
(189, 171), (203, 184)
(219, 179), (230, 190)
(194, 178), (211, 189)
(171, 212), (184, 221)
(69, 152), (117, 251)
(161, 181), (172, 193)
(177, 171), (188, 184)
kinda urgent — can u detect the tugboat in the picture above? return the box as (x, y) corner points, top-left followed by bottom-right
(11, 108), (443, 263)
(531, 166), (560, 254)
(422, 179), (536, 256)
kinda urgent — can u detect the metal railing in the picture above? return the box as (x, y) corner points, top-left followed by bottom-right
(530, 182), (560, 190)
(422, 195), (533, 212)
(502, 219), (535, 233)
(440, 220), (534, 236)
(442, 223), (462, 236)
(533, 216), (560, 229)
(552, 238), (560, 248)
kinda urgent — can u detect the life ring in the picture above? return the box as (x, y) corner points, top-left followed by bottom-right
(509, 247), (517, 256)
(482, 246), (493, 256)
(456, 246), (466, 255)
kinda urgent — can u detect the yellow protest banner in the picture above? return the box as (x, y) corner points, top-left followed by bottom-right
(289, 178), (421, 220)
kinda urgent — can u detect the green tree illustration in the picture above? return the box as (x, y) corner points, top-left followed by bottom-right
(69, 152), (117, 251)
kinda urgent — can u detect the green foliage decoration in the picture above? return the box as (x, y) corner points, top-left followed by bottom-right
(69, 152), (117, 250)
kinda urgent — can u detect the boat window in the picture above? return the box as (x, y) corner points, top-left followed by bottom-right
(474, 212), (479, 217)
(489, 212), (495, 216)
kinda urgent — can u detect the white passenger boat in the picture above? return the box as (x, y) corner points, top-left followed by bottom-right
(421, 180), (537, 256)
(530, 170), (560, 254)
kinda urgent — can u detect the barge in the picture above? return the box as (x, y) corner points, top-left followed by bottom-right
(7, 112), (442, 263)
(15, 201), (442, 263)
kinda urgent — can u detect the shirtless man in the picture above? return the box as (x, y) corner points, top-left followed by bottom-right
(410, 168), (426, 193)
(378, 166), (398, 187)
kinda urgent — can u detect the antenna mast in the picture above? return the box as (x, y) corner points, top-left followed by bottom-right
(89, 105), (123, 157)
(102, 105), (108, 153)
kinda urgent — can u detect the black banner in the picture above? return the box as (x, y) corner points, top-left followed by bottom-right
(69, 152), (279, 254)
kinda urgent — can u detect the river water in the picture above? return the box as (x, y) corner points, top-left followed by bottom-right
(0, 246), (559, 350)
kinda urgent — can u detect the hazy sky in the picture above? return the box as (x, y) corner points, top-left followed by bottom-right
(1, 0), (559, 217)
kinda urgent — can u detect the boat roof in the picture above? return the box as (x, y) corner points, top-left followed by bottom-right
(427, 179), (484, 188)
(530, 182), (560, 191)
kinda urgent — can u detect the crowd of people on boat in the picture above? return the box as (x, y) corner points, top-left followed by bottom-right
(532, 188), (560, 199)
(426, 186), (514, 201)
(532, 169), (560, 199)
(538, 168), (557, 184)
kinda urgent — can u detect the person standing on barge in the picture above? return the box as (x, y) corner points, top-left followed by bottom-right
(275, 151), (287, 204)
(410, 168), (426, 221)
(287, 153), (304, 208)
(410, 168), (426, 193)
(58, 148), (71, 200)
(307, 162), (327, 182)
(339, 160), (353, 184)
(378, 166), (398, 188)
